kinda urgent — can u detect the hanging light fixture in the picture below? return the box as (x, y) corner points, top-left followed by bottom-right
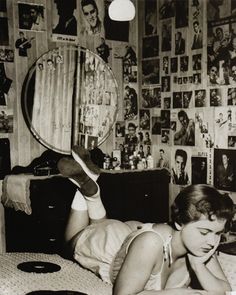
(108, 0), (135, 21)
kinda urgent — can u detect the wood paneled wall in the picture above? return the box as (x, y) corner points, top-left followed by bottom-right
(1, 0), (137, 169)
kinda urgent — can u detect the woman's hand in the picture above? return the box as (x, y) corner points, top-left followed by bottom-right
(187, 247), (215, 268)
(187, 237), (220, 270)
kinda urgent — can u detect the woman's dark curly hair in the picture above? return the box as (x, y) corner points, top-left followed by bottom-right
(171, 184), (235, 231)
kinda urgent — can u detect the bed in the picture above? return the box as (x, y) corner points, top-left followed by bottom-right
(1, 170), (236, 294)
(1, 169), (170, 295)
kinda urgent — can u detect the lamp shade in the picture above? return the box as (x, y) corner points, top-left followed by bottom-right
(108, 0), (135, 21)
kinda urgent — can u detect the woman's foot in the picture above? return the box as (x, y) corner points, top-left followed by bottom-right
(57, 157), (98, 197)
(72, 146), (100, 181)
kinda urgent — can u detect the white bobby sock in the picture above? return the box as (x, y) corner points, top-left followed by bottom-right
(84, 187), (106, 220)
(71, 190), (88, 211)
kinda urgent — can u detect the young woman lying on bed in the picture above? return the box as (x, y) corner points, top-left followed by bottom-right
(57, 146), (235, 295)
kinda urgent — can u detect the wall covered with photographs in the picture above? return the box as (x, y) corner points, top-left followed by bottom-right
(132, 0), (236, 203)
(1, 0), (236, 202)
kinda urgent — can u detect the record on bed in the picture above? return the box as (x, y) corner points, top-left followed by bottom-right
(17, 261), (61, 273)
(26, 292), (87, 295)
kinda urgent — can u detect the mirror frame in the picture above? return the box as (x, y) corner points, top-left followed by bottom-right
(21, 45), (119, 155)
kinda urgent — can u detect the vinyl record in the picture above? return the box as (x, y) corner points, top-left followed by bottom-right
(26, 291), (87, 295)
(17, 261), (61, 273)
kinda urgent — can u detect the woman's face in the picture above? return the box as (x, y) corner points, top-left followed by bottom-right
(180, 215), (226, 257)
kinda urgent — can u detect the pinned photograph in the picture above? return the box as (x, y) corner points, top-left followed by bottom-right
(4, 49), (14, 62)
(171, 147), (190, 185)
(151, 116), (161, 135)
(175, 31), (185, 55)
(174, 109), (195, 146)
(140, 109), (150, 130)
(0, 63), (12, 106)
(161, 129), (170, 145)
(0, 109), (13, 133)
(142, 36), (159, 59)
(195, 89), (206, 107)
(163, 96), (171, 109)
(144, 0), (157, 35)
(161, 20), (171, 52)
(191, 20), (203, 50)
(191, 156), (207, 184)
(180, 56), (189, 72)
(214, 107), (233, 149)
(122, 46), (137, 83)
(175, 0), (188, 28)
(52, 0), (77, 42)
(228, 87), (236, 105)
(161, 109), (170, 129)
(156, 147), (170, 169)
(141, 87), (161, 108)
(195, 109), (214, 148)
(170, 57), (178, 73)
(173, 92), (182, 109)
(214, 148), (236, 192)
(18, 2), (46, 31)
(0, 48), (14, 62)
(192, 54), (202, 71)
(142, 58), (160, 85)
(210, 88), (222, 106)
(124, 84), (138, 121)
(87, 135), (98, 150)
(0, 17), (9, 45)
(183, 91), (192, 109)
(15, 31), (34, 57)
(80, 0), (103, 36)
(159, 0), (175, 19)
(115, 121), (125, 138)
(161, 76), (170, 92)
(0, 0), (7, 12)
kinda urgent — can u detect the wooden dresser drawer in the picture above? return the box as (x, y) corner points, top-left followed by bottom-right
(30, 177), (76, 221)
(5, 176), (76, 253)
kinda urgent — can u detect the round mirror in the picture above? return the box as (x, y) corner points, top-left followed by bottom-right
(21, 45), (118, 154)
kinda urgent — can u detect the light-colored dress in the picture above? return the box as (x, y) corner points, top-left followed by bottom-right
(74, 219), (188, 291)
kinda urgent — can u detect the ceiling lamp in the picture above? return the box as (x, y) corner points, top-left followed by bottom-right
(108, 0), (135, 21)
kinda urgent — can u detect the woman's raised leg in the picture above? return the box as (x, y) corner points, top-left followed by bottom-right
(57, 146), (107, 244)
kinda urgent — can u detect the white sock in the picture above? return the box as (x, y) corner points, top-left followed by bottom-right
(84, 187), (106, 220)
(71, 190), (88, 211)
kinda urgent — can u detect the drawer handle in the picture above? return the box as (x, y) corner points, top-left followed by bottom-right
(48, 205), (55, 209)
(49, 238), (56, 242)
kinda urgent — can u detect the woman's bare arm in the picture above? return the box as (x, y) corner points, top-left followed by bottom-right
(113, 231), (164, 295)
(188, 252), (231, 292)
(187, 238), (231, 293)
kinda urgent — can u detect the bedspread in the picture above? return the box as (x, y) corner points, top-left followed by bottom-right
(0, 252), (235, 294)
(0, 252), (112, 295)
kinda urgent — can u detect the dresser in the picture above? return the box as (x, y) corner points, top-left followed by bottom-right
(4, 168), (170, 254)
(5, 176), (76, 254)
